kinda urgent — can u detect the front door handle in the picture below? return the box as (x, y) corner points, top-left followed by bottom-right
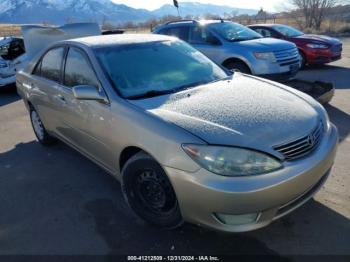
(56, 94), (66, 103)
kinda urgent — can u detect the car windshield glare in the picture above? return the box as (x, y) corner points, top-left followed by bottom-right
(272, 25), (304, 37)
(95, 40), (228, 99)
(209, 22), (262, 42)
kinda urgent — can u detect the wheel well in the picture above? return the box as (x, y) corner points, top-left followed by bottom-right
(119, 146), (143, 171)
(298, 49), (307, 59)
(222, 58), (251, 72)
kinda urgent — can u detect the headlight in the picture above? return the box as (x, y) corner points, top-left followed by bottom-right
(319, 105), (331, 131)
(253, 52), (276, 62)
(307, 43), (329, 49)
(182, 144), (282, 177)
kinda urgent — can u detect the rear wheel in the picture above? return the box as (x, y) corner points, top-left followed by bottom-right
(30, 107), (56, 146)
(121, 152), (183, 229)
(225, 61), (251, 74)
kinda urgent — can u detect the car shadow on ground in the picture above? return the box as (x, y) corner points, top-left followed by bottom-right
(297, 65), (350, 90)
(0, 141), (349, 256)
(325, 104), (350, 143)
(0, 84), (20, 107)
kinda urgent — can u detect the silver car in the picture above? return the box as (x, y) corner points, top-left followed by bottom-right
(16, 34), (338, 232)
(154, 20), (301, 82)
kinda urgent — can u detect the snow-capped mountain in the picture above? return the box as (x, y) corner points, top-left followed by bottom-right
(0, 0), (153, 24)
(0, 0), (257, 25)
(152, 2), (258, 17)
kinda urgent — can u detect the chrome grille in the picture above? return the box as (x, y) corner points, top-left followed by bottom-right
(274, 122), (324, 161)
(273, 47), (300, 66)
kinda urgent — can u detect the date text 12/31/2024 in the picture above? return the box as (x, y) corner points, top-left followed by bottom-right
(127, 256), (220, 261)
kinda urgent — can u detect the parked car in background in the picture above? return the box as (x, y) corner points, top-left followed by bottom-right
(17, 32), (338, 232)
(154, 20), (300, 81)
(102, 29), (125, 35)
(248, 24), (343, 67)
(0, 36), (26, 88)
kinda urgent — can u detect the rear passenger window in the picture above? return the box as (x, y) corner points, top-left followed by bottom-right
(64, 47), (99, 88)
(166, 27), (189, 42)
(157, 28), (169, 35)
(190, 26), (215, 44)
(40, 47), (64, 82)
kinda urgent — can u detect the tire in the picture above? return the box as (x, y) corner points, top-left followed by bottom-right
(29, 107), (57, 146)
(299, 51), (307, 68)
(225, 61), (251, 74)
(121, 152), (183, 229)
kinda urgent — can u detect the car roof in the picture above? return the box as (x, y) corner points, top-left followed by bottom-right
(160, 19), (230, 27)
(249, 24), (283, 27)
(65, 34), (176, 48)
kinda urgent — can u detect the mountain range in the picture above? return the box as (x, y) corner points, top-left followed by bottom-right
(0, 0), (258, 24)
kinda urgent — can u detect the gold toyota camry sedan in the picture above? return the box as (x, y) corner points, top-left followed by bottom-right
(16, 34), (338, 232)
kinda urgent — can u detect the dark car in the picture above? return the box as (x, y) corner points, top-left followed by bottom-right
(248, 24), (343, 66)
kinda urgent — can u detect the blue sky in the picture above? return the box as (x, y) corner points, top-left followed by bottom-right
(111, 0), (286, 12)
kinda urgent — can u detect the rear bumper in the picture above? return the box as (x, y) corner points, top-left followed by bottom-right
(317, 87), (335, 104)
(165, 124), (338, 232)
(0, 75), (16, 87)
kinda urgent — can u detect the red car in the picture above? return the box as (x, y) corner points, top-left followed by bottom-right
(248, 24), (343, 66)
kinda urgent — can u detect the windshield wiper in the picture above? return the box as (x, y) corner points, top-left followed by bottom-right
(127, 77), (231, 100)
(127, 90), (173, 100)
(229, 37), (260, 42)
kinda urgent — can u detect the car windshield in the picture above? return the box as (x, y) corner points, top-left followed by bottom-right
(209, 22), (262, 42)
(95, 40), (228, 99)
(272, 25), (304, 37)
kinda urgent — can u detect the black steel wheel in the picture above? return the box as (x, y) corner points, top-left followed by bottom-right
(121, 152), (183, 229)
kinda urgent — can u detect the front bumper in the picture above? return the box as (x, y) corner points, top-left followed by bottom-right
(257, 68), (298, 82)
(252, 59), (300, 82)
(306, 47), (342, 64)
(165, 124), (338, 232)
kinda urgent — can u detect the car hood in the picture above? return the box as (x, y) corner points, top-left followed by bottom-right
(236, 37), (296, 51)
(129, 74), (319, 152)
(293, 34), (341, 45)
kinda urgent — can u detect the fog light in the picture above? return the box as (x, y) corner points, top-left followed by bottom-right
(215, 212), (259, 225)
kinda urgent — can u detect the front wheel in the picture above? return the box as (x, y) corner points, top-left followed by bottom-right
(225, 61), (251, 74)
(121, 152), (183, 229)
(30, 107), (57, 146)
(299, 51), (307, 68)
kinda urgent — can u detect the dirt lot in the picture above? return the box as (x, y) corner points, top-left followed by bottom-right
(0, 38), (349, 260)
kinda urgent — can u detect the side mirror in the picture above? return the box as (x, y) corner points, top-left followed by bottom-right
(73, 85), (108, 104)
(206, 35), (221, 45)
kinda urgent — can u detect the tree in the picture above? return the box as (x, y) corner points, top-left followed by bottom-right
(290, 0), (342, 29)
